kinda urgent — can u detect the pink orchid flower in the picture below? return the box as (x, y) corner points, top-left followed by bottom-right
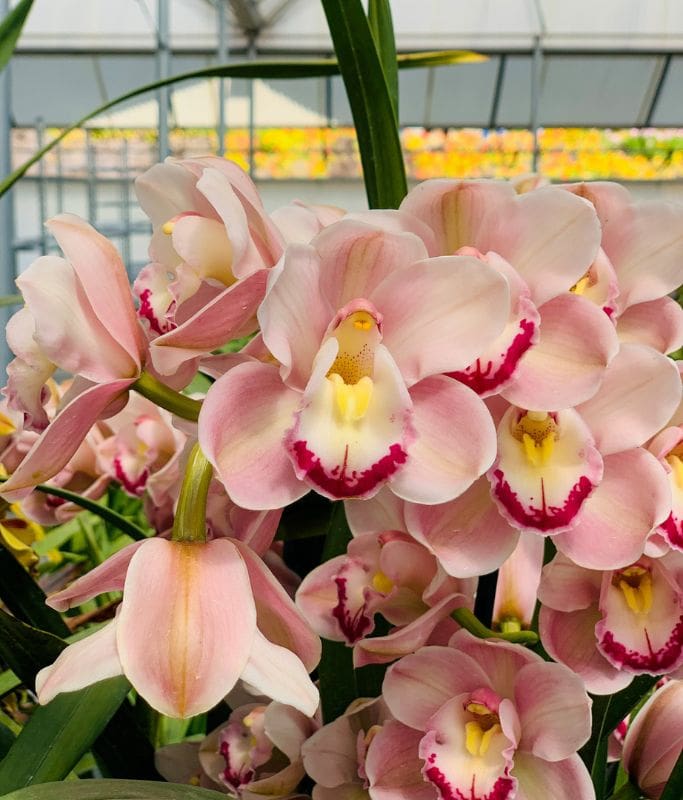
(622, 679), (683, 799)
(367, 630), (594, 800)
(488, 343), (677, 570)
(649, 425), (683, 551)
(134, 157), (285, 376)
(302, 697), (392, 800)
(270, 200), (346, 245)
(561, 182), (683, 356)
(96, 393), (186, 501)
(157, 701), (317, 799)
(1, 214), (148, 503)
(200, 214), (510, 509)
(538, 552), (683, 694)
(345, 485), (519, 580)
(37, 536), (320, 718)
(400, 179), (619, 407)
(295, 530), (475, 667)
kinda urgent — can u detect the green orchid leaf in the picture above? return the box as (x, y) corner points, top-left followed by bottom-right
(0, 780), (227, 800)
(0, 0), (33, 74)
(321, 0), (407, 208)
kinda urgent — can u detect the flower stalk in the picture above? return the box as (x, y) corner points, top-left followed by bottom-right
(133, 370), (202, 422)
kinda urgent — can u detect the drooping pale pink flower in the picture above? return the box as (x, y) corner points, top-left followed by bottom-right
(270, 200), (345, 245)
(157, 701), (317, 799)
(622, 679), (683, 799)
(538, 552), (683, 694)
(302, 697), (393, 800)
(1, 215), (147, 503)
(134, 157), (285, 376)
(200, 214), (510, 509)
(367, 630), (594, 800)
(400, 179), (619, 407)
(561, 181), (683, 356)
(37, 537), (320, 718)
(295, 530), (475, 667)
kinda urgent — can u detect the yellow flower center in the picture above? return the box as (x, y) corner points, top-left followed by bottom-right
(0, 412), (16, 436)
(570, 274), (592, 295)
(464, 702), (501, 757)
(667, 449), (683, 491)
(614, 565), (653, 615)
(371, 570), (394, 594)
(327, 311), (380, 423)
(512, 410), (557, 468)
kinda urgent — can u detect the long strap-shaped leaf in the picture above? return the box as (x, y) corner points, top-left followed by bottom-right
(368, 0), (398, 120)
(1, 780), (226, 800)
(321, 0), (407, 208)
(0, 49), (482, 200)
(0, 0), (33, 74)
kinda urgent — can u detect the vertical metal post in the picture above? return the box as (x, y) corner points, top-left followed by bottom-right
(0, 0), (14, 371)
(85, 128), (97, 226)
(530, 35), (542, 172)
(56, 142), (64, 212)
(247, 36), (256, 178)
(36, 118), (47, 254)
(217, 0), (229, 156)
(157, 0), (171, 160)
(121, 137), (131, 277)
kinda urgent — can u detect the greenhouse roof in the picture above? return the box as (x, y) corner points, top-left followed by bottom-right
(9, 0), (683, 128)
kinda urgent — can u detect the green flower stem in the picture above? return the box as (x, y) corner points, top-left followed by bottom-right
(172, 444), (213, 544)
(451, 607), (539, 645)
(132, 371), (202, 422)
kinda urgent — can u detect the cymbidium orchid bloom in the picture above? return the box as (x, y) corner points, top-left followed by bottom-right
(95, 393), (186, 502)
(367, 630), (594, 800)
(36, 446), (320, 719)
(649, 424), (683, 551)
(156, 701), (317, 799)
(560, 181), (683, 356)
(36, 535), (319, 719)
(134, 156), (286, 376)
(295, 530), (475, 667)
(487, 343), (678, 569)
(399, 179), (619, 407)
(301, 697), (393, 800)
(1, 214), (148, 503)
(622, 679), (683, 799)
(200, 215), (510, 508)
(538, 552), (683, 694)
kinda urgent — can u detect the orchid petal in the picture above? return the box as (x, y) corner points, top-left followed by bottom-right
(231, 538), (321, 671)
(149, 269), (267, 375)
(46, 214), (144, 368)
(617, 297), (683, 355)
(258, 244), (334, 391)
(390, 376), (497, 506)
(577, 343), (682, 455)
(512, 753), (595, 800)
(404, 479), (519, 578)
(538, 605), (632, 696)
(0, 379), (132, 503)
(36, 620), (123, 704)
(371, 255), (510, 385)
(241, 630), (319, 717)
(117, 538), (257, 718)
(553, 449), (671, 570)
(502, 293), (619, 411)
(199, 361), (306, 511)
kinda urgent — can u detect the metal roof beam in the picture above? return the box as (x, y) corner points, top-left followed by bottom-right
(228, 0), (264, 36)
(640, 53), (672, 127)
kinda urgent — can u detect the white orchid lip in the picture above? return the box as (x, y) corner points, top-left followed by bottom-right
(489, 406), (602, 534)
(597, 559), (683, 675)
(287, 300), (413, 500)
